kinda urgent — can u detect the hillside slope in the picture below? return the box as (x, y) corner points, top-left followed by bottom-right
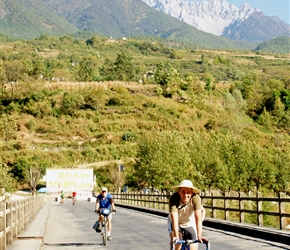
(254, 36), (290, 54)
(0, 0), (79, 40)
(0, 0), (256, 50)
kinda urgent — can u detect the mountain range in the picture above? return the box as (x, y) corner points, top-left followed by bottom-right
(141, 0), (290, 43)
(0, 0), (289, 52)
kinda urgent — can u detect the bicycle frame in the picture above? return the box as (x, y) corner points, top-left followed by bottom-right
(99, 208), (111, 246)
(173, 239), (210, 250)
(100, 216), (108, 245)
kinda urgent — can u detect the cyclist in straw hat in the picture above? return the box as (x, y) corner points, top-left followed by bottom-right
(167, 180), (206, 250)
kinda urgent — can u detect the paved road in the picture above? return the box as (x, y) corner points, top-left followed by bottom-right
(42, 199), (290, 250)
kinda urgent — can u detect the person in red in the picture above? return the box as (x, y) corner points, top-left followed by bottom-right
(72, 191), (77, 205)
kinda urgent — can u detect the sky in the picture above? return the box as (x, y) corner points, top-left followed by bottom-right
(191, 0), (290, 24)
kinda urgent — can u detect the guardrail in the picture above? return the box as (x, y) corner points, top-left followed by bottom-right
(112, 191), (290, 230)
(0, 195), (46, 250)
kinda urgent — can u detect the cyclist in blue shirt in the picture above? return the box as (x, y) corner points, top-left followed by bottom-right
(95, 187), (116, 240)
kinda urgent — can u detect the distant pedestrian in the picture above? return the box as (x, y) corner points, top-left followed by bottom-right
(60, 190), (65, 205)
(72, 191), (77, 205)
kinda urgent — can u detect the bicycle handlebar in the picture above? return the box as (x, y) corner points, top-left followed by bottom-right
(173, 238), (210, 250)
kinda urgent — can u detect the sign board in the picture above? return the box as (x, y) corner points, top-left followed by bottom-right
(46, 169), (94, 198)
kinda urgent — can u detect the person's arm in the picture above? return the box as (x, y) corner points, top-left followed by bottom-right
(193, 195), (203, 242)
(109, 196), (116, 211)
(111, 201), (116, 211)
(95, 198), (100, 212)
(169, 192), (180, 241)
(194, 209), (203, 241)
(201, 205), (206, 222)
(170, 211), (179, 240)
(112, 199), (116, 211)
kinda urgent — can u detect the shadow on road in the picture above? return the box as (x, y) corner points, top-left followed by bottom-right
(44, 242), (102, 246)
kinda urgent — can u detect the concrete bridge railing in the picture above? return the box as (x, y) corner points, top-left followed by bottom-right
(0, 195), (46, 250)
(112, 191), (290, 230)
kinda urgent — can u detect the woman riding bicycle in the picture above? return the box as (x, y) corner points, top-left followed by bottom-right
(95, 187), (116, 240)
(168, 180), (206, 250)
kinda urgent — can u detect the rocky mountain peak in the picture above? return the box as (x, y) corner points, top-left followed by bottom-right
(141, 0), (259, 36)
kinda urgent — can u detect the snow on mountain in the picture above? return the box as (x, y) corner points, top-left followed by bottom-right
(141, 0), (260, 36)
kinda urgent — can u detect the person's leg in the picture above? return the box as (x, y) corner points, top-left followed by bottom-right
(190, 243), (198, 250)
(108, 218), (111, 232)
(98, 214), (103, 224)
(107, 214), (113, 239)
(180, 226), (198, 250)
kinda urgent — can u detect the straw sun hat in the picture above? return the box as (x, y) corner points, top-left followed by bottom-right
(171, 180), (200, 194)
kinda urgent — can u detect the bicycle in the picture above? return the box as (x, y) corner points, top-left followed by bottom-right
(72, 196), (76, 205)
(173, 238), (210, 250)
(98, 208), (111, 246)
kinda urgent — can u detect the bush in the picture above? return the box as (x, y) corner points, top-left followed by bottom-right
(122, 132), (137, 142)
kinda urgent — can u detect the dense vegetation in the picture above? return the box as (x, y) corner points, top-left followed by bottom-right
(0, 34), (290, 196)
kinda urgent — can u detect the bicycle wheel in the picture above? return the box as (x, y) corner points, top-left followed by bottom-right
(102, 220), (108, 246)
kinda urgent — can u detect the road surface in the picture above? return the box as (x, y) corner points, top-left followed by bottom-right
(43, 199), (290, 250)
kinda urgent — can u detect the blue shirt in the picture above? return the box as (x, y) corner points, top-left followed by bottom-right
(97, 193), (113, 209)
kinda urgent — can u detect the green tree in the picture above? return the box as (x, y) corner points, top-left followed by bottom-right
(187, 133), (231, 192)
(271, 149), (290, 193)
(0, 157), (17, 193)
(3, 60), (24, 82)
(9, 157), (28, 182)
(257, 108), (272, 129)
(27, 166), (42, 196)
(99, 58), (115, 81)
(60, 35), (74, 45)
(113, 52), (135, 82)
(154, 62), (181, 98)
(271, 95), (285, 126)
(61, 92), (85, 116)
(76, 56), (98, 81)
(0, 62), (8, 92)
(134, 131), (192, 189)
(86, 36), (104, 48)
(107, 162), (125, 192)
(0, 114), (17, 149)
(100, 52), (136, 82)
(247, 143), (275, 191)
(9, 156), (46, 195)
(280, 89), (290, 110)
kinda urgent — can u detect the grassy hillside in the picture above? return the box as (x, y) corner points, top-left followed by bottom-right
(0, 35), (290, 194)
(255, 36), (290, 54)
(0, 0), (79, 40)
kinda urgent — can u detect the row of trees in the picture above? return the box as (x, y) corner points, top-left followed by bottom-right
(131, 131), (290, 194)
(0, 51), (140, 86)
